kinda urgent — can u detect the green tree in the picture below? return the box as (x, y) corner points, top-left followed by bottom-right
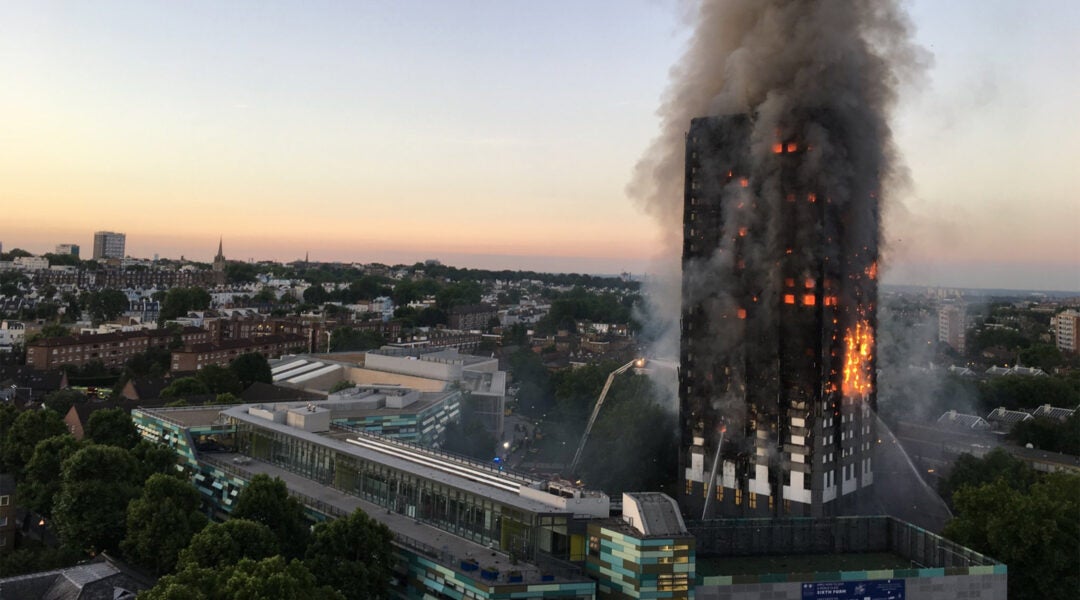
(142, 556), (343, 600)
(161, 377), (211, 399)
(121, 473), (208, 575)
(159, 287), (212, 324)
(944, 473), (1080, 600)
(85, 407), (140, 449)
(329, 327), (385, 352)
(42, 252), (80, 267)
(84, 288), (129, 323)
(0, 404), (18, 441)
(978, 376), (1080, 411)
(303, 285), (330, 305)
(123, 346), (172, 378)
(224, 262), (259, 284)
(577, 374), (677, 494)
(0, 542), (82, 577)
(20, 434), (81, 518)
(1009, 411), (1080, 455)
(390, 280), (419, 307)
(42, 388), (86, 414)
(53, 444), (143, 554)
(230, 474), (310, 559)
(328, 380), (356, 394)
(131, 439), (179, 481)
(34, 323), (73, 340)
(435, 280), (482, 311)
(938, 448), (1035, 507)
(0, 409), (68, 475)
(305, 509), (394, 600)
(1017, 343), (1064, 370)
(177, 519), (280, 571)
(215, 392), (242, 405)
(229, 352), (273, 389)
(195, 364), (243, 395)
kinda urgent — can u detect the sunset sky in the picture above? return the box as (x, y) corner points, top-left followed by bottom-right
(2, 1), (1077, 290)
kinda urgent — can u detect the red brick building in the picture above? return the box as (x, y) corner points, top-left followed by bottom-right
(170, 334), (307, 372)
(448, 304), (497, 331)
(26, 327), (211, 370)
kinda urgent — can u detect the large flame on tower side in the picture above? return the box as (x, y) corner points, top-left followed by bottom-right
(842, 320), (874, 397)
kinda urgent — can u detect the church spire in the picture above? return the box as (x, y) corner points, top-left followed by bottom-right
(213, 236), (226, 272)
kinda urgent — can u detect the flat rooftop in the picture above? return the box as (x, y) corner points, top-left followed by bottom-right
(138, 405), (229, 428)
(696, 552), (911, 577)
(139, 403), (582, 516)
(205, 453), (588, 586)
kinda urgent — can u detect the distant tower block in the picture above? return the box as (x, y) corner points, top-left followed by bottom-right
(679, 115), (878, 519)
(92, 231), (126, 260)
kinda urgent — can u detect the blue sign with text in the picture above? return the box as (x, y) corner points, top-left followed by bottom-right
(801, 579), (905, 600)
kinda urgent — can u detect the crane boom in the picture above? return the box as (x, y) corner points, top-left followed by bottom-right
(569, 358), (641, 474)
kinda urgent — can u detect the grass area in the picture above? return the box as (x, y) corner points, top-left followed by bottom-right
(696, 552), (912, 576)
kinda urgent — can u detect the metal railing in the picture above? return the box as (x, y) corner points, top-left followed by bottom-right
(332, 424), (539, 485)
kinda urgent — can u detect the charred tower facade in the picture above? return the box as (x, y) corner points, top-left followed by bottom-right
(679, 114), (878, 519)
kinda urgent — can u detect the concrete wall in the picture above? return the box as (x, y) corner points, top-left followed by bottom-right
(695, 573), (1007, 600)
(364, 352), (458, 380)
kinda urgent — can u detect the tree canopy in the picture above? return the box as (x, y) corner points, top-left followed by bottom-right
(161, 377), (211, 399)
(0, 408), (68, 475)
(141, 556), (344, 600)
(158, 287), (212, 324)
(305, 509), (394, 600)
(196, 364), (243, 395)
(177, 519), (280, 571)
(85, 407), (141, 449)
(229, 352), (273, 389)
(121, 473), (208, 575)
(20, 434), (81, 518)
(83, 288), (129, 323)
(53, 444), (144, 554)
(230, 474), (310, 559)
(944, 472), (1079, 600)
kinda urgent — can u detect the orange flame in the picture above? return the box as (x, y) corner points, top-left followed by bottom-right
(842, 320), (873, 397)
(866, 261), (878, 280)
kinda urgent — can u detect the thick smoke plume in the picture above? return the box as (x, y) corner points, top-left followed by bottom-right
(631, 0), (927, 390)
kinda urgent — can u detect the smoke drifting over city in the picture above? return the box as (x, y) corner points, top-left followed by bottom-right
(632, 0), (927, 379)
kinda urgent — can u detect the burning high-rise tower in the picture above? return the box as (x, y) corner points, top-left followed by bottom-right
(678, 111), (879, 519)
(625, 0), (921, 520)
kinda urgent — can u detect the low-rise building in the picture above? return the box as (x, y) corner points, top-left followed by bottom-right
(0, 321), (25, 352)
(26, 327), (211, 370)
(130, 402), (1008, 600)
(449, 303), (497, 331)
(170, 334), (306, 372)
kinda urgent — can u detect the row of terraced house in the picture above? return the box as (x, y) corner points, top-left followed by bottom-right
(25, 327), (306, 373)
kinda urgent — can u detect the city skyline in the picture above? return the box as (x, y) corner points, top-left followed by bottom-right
(2, 1), (1078, 291)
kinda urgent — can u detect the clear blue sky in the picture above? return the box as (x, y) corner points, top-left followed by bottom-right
(1, 1), (1077, 290)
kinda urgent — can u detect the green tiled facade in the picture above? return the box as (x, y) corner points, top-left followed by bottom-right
(332, 392), (459, 445)
(586, 523), (695, 600)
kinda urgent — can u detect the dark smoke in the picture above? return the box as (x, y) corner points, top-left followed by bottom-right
(630, 0), (928, 367)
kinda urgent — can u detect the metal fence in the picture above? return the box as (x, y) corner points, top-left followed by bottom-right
(688, 516), (1000, 568)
